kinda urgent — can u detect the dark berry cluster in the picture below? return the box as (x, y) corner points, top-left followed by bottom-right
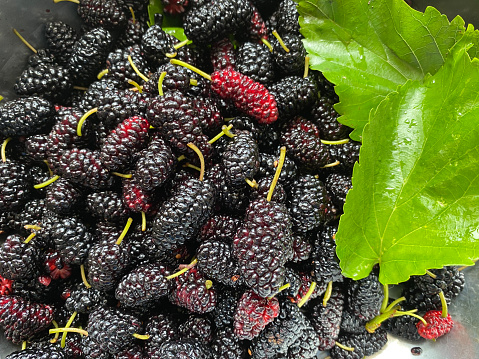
(0, 0), (467, 358)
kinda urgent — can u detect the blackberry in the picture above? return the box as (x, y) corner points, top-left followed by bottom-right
(115, 263), (172, 307)
(251, 176), (288, 203)
(45, 21), (78, 64)
(81, 335), (111, 359)
(27, 49), (56, 68)
(310, 285), (344, 350)
(65, 284), (108, 314)
(122, 177), (156, 214)
(206, 163), (250, 214)
(24, 134), (49, 162)
(143, 63), (191, 95)
(100, 116), (150, 171)
(77, 0), (127, 29)
(184, 0), (253, 44)
(14, 63), (72, 102)
(221, 130), (260, 188)
(233, 290), (280, 340)
(251, 301), (309, 358)
(235, 42), (275, 85)
(68, 27), (113, 85)
(210, 38), (236, 72)
(77, 77), (120, 112)
(288, 175), (335, 233)
(340, 309), (367, 334)
(346, 271), (383, 321)
(198, 214), (242, 243)
(401, 266), (465, 312)
(212, 289), (240, 329)
(0, 161), (31, 212)
(0, 97), (54, 137)
(141, 24), (176, 67)
(325, 173), (352, 209)
(58, 148), (115, 189)
(311, 97), (351, 141)
(268, 0), (300, 36)
(5, 347), (66, 359)
(145, 314), (180, 356)
(86, 191), (131, 223)
(133, 135), (176, 191)
(328, 140), (361, 175)
(50, 217), (93, 265)
(151, 177), (215, 251)
(116, 345), (146, 359)
(193, 96), (223, 136)
(96, 89), (150, 129)
(288, 328), (320, 359)
(271, 33), (306, 75)
(46, 179), (82, 214)
(0, 235), (40, 281)
(291, 234), (312, 262)
(87, 240), (132, 293)
(246, 5), (268, 41)
(269, 76), (317, 119)
(196, 240), (243, 287)
(211, 67), (278, 124)
(10, 276), (56, 303)
(233, 198), (293, 298)
(0, 295), (54, 344)
(178, 315), (213, 344)
(383, 312), (423, 341)
(281, 117), (331, 170)
(155, 340), (212, 359)
(330, 328), (388, 359)
(87, 306), (142, 354)
(169, 267), (217, 313)
(312, 225), (343, 284)
(117, 0), (149, 11)
(146, 91), (212, 162)
(117, 16), (148, 48)
(105, 45), (149, 86)
(211, 326), (247, 359)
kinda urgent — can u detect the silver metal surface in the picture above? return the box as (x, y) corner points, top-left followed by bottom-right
(0, 0), (478, 358)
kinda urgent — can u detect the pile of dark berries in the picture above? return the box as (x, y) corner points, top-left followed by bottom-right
(0, 0), (467, 358)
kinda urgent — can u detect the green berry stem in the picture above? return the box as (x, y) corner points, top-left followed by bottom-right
(12, 28), (37, 53)
(173, 39), (189, 50)
(323, 281), (333, 307)
(396, 309), (428, 326)
(73, 86), (88, 91)
(21, 341), (26, 350)
(384, 296), (406, 313)
(272, 30), (290, 53)
(186, 142), (205, 181)
(49, 328), (89, 336)
(425, 269), (437, 279)
(141, 211), (146, 232)
(261, 38), (273, 52)
(127, 55), (149, 82)
(205, 280), (213, 290)
(365, 306), (399, 333)
(24, 224), (42, 231)
(245, 178), (258, 189)
(61, 311), (77, 348)
(53, 0), (80, 3)
(170, 59), (212, 81)
(335, 342), (355, 352)
(128, 7), (136, 24)
(116, 217), (133, 245)
(127, 79), (143, 93)
(50, 320), (60, 344)
(439, 290), (448, 318)
(303, 55), (310, 78)
(80, 264), (91, 289)
(158, 71), (167, 96)
(267, 146), (286, 202)
(97, 69), (109, 80)
(33, 175), (60, 189)
(1, 137), (11, 163)
(267, 283), (291, 300)
(166, 258), (198, 280)
(132, 333), (150, 340)
(208, 124), (234, 144)
(190, 79), (198, 86)
(111, 172), (133, 179)
(23, 232), (37, 244)
(320, 139), (350, 145)
(298, 281), (316, 308)
(321, 160), (340, 168)
(77, 108), (98, 136)
(380, 284), (389, 313)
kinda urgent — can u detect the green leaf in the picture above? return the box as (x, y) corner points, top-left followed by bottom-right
(336, 47), (479, 284)
(148, 0), (183, 28)
(297, 0), (474, 141)
(163, 27), (190, 42)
